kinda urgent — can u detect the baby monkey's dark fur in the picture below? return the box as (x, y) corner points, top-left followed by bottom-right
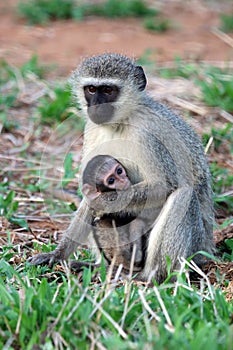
(82, 155), (155, 271)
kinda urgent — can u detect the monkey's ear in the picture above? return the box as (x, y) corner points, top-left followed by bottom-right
(135, 66), (147, 91)
(82, 184), (101, 201)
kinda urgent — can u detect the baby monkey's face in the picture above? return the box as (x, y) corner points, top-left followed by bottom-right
(102, 161), (131, 191)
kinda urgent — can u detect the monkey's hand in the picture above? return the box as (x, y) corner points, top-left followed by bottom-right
(27, 236), (75, 266)
(28, 200), (93, 267)
(86, 190), (118, 215)
(28, 251), (59, 267)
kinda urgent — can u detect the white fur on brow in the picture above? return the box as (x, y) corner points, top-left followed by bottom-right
(80, 77), (123, 87)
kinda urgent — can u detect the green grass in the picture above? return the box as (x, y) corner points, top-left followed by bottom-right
(0, 56), (51, 133)
(196, 67), (233, 113)
(0, 57), (83, 127)
(0, 61), (19, 123)
(220, 13), (233, 33)
(0, 249), (232, 349)
(76, 0), (157, 19)
(62, 153), (80, 187)
(18, 0), (157, 23)
(0, 55), (49, 82)
(18, 0), (75, 24)
(202, 123), (233, 213)
(18, 0), (168, 33)
(222, 238), (233, 261)
(159, 57), (199, 79)
(38, 84), (78, 125)
(143, 17), (170, 32)
(210, 123), (233, 154)
(0, 55), (49, 131)
(20, 54), (50, 78)
(38, 84), (85, 127)
(0, 60), (18, 85)
(155, 58), (233, 105)
(210, 162), (233, 194)
(0, 190), (28, 229)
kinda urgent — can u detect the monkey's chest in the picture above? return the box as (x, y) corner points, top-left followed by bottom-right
(82, 126), (144, 183)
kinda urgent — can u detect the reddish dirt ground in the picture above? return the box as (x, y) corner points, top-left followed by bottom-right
(0, 1), (233, 75)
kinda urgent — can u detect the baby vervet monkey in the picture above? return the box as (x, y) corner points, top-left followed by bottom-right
(82, 155), (153, 269)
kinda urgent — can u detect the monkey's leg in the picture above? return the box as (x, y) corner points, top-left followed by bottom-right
(139, 186), (204, 283)
(28, 199), (93, 266)
(129, 218), (145, 264)
(199, 188), (215, 253)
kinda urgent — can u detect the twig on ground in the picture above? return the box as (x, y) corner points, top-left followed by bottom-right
(212, 28), (233, 49)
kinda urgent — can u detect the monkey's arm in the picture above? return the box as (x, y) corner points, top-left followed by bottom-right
(88, 181), (170, 215)
(28, 199), (93, 266)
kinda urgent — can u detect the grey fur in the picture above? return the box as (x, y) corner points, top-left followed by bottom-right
(29, 53), (214, 283)
(71, 53), (146, 87)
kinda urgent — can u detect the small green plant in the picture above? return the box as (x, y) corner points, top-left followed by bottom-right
(218, 218), (233, 230)
(159, 57), (198, 79)
(143, 17), (170, 32)
(0, 56), (49, 128)
(20, 54), (49, 78)
(210, 162), (233, 213)
(220, 13), (233, 33)
(0, 61), (19, 114)
(0, 93), (17, 111)
(32, 241), (57, 254)
(0, 60), (17, 85)
(210, 163), (233, 194)
(222, 238), (233, 261)
(214, 194), (233, 214)
(18, 0), (158, 24)
(196, 67), (233, 112)
(0, 190), (28, 229)
(211, 123), (233, 153)
(73, 0), (157, 20)
(38, 85), (77, 125)
(203, 123), (233, 154)
(206, 124), (233, 214)
(0, 178), (9, 193)
(62, 153), (80, 186)
(18, 0), (75, 24)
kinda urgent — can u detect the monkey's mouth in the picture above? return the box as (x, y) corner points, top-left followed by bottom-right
(87, 103), (115, 124)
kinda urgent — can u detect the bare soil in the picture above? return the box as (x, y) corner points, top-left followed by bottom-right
(0, 1), (233, 75)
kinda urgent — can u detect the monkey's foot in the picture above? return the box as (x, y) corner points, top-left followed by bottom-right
(28, 252), (58, 267)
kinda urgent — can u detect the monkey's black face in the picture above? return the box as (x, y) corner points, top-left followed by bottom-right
(84, 85), (120, 124)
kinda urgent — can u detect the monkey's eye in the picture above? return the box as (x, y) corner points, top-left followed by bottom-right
(108, 177), (115, 185)
(103, 86), (113, 95)
(88, 85), (97, 94)
(116, 167), (123, 175)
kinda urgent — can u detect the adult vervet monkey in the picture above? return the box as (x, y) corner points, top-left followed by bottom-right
(29, 53), (214, 283)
